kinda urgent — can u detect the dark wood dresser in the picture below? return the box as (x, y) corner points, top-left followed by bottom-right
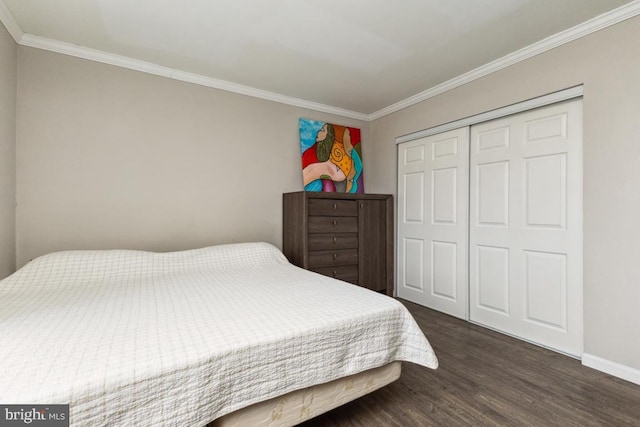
(282, 191), (393, 295)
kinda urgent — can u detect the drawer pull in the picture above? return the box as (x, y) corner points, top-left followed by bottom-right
(332, 270), (337, 278)
(332, 220), (337, 226)
(332, 237), (337, 243)
(332, 253), (337, 260)
(333, 203), (337, 210)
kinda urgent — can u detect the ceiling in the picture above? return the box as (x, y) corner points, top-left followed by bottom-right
(1, 0), (637, 117)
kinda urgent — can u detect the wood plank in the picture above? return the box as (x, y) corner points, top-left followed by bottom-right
(302, 299), (640, 427)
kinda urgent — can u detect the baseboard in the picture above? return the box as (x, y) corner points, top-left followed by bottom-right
(582, 353), (640, 386)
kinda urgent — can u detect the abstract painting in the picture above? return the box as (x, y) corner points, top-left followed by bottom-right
(298, 118), (364, 193)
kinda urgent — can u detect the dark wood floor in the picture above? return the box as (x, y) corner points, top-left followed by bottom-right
(302, 299), (640, 427)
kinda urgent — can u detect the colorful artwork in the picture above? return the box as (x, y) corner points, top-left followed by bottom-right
(299, 118), (364, 193)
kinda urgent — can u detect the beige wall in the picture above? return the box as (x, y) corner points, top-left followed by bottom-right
(15, 47), (369, 266)
(369, 16), (640, 370)
(0, 22), (16, 279)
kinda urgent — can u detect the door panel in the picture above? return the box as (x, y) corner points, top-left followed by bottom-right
(476, 161), (509, 226)
(476, 245), (510, 314)
(432, 168), (457, 224)
(403, 238), (424, 291)
(432, 240), (457, 299)
(397, 128), (469, 319)
(524, 154), (566, 228)
(523, 250), (567, 329)
(469, 99), (582, 356)
(404, 172), (424, 222)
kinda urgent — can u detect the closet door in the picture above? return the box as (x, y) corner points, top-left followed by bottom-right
(397, 128), (469, 319)
(469, 99), (583, 356)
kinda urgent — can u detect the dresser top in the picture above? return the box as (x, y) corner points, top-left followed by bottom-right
(284, 191), (392, 201)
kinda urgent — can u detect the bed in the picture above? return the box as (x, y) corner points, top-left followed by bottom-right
(0, 242), (438, 426)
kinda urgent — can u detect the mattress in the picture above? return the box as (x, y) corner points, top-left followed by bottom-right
(0, 242), (437, 426)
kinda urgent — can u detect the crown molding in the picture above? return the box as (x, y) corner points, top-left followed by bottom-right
(0, 0), (23, 43)
(20, 34), (172, 76)
(369, 0), (640, 121)
(169, 68), (370, 121)
(18, 33), (369, 122)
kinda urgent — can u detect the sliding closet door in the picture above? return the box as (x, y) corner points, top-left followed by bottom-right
(469, 99), (583, 356)
(397, 128), (469, 319)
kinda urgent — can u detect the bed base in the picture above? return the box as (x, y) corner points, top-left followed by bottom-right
(209, 361), (401, 427)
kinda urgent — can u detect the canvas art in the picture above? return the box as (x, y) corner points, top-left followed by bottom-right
(299, 118), (364, 193)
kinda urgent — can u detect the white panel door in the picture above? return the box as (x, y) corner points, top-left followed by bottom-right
(469, 99), (583, 356)
(397, 128), (469, 319)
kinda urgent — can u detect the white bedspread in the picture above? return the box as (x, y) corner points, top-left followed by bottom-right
(0, 242), (438, 426)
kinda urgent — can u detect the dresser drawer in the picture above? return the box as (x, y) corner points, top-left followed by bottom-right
(311, 265), (358, 283)
(307, 249), (358, 268)
(308, 216), (358, 233)
(308, 199), (358, 216)
(308, 233), (358, 251)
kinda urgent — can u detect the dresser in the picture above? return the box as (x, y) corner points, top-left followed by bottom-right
(282, 192), (393, 295)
